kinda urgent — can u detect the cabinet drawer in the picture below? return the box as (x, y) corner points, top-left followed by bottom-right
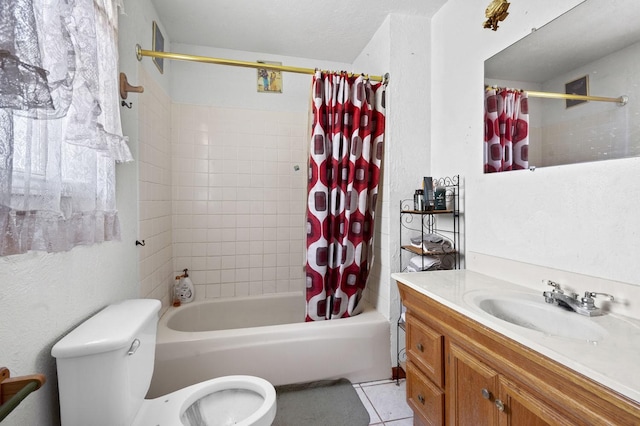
(406, 312), (444, 387)
(407, 360), (445, 426)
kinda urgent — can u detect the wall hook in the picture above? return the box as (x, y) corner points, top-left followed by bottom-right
(121, 100), (133, 109)
(135, 240), (145, 246)
(119, 72), (144, 99)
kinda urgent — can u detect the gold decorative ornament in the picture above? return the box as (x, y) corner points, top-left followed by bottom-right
(483, 0), (510, 31)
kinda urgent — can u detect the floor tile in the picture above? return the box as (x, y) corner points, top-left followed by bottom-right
(360, 380), (413, 422)
(354, 386), (382, 424)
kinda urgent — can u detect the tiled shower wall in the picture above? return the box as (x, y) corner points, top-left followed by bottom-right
(138, 66), (174, 305)
(170, 104), (308, 299)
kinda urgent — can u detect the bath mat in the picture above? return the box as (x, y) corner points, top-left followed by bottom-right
(273, 378), (369, 426)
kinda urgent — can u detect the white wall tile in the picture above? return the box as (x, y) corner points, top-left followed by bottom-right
(235, 282), (249, 297)
(249, 282), (263, 295)
(139, 67), (174, 308)
(220, 283), (235, 297)
(168, 104), (308, 298)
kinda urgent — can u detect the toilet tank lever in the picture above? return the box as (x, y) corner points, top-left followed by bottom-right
(127, 339), (141, 356)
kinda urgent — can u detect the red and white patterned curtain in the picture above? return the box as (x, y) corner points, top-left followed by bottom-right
(305, 71), (386, 321)
(484, 88), (529, 172)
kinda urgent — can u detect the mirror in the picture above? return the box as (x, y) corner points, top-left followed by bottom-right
(484, 0), (640, 170)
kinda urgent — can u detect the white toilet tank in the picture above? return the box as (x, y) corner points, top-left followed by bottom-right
(52, 299), (161, 426)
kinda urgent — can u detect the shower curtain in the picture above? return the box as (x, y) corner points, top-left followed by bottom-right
(305, 71), (386, 321)
(484, 88), (529, 172)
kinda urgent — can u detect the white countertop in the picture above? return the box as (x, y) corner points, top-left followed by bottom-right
(392, 269), (640, 404)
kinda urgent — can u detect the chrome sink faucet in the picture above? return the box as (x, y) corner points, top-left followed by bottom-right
(542, 280), (614, 317)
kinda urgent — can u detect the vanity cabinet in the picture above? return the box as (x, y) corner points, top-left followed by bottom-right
(496, 375), (570, 425)
(397, 281), (640, 426)
(405, 312), (445, 425)
(447, 342), (499, 425)
(448, 342), (569, 425)
(407, 361), (444, 426)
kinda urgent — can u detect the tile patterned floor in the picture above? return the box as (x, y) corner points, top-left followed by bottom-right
(354, 379), (413, 425)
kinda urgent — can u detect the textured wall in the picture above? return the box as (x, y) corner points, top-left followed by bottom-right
(0, 0), (165, 424)
(168, 43), (351, 112)
(352, 16), (393, 314)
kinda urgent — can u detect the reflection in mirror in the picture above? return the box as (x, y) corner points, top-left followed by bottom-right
(484, 0), (640, 171)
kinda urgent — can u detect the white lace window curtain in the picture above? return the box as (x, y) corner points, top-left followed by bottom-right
(0, 0), (132, 256)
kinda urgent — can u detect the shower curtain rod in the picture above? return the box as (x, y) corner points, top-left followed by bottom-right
(486, 86), (628, 106)
(136, 45), (389, 83)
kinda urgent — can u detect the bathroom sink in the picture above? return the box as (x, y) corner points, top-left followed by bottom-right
(463, 291), (608, 342)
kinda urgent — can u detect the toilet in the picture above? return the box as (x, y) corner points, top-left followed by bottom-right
(51, 299), (276, 426)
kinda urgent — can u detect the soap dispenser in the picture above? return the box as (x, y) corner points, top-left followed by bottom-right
(175, 268), (195, 304)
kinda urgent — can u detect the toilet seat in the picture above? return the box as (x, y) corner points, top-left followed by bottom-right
(132, 375), (276, 426)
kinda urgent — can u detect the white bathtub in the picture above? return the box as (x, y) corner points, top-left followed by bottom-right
(147, 292), (391, 398)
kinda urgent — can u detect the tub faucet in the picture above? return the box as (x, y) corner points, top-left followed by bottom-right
(542, 280), (614, 317)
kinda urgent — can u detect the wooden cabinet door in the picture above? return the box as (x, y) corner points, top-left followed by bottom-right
(407, 361), (445, 426)
(447, 342), (499, 426)
(496, 376), (574, 426)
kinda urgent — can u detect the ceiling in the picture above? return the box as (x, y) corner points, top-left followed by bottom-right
(149, 0), (447, 63)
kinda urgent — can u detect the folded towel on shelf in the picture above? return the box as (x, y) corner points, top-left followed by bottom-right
(410, 233), (454, 253)
(439, 253), (456, 270)
(407, 255), (441, 272)
(405, 264), (439, 273)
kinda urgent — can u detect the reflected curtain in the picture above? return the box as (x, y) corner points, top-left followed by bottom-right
(484, 88), (529, 172)
(0, 0), (132, 255)
(305, 71), (386, 321)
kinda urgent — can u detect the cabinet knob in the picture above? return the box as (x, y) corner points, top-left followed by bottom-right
(417, 394), (425, 404)
(416, 343), (424, 352)
(481, 388), (492, 400)
(495, 399), (505, 412)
